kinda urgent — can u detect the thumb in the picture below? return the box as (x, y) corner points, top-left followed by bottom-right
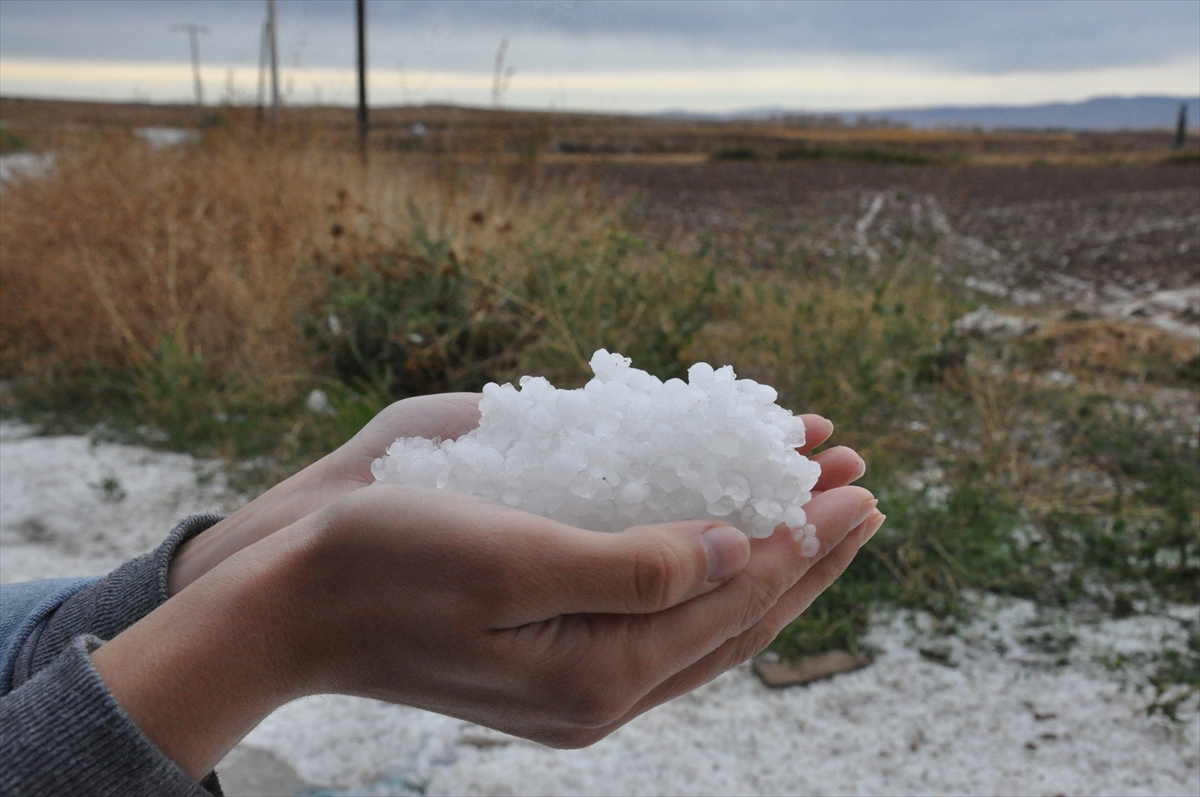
(537, 520), (751, 617)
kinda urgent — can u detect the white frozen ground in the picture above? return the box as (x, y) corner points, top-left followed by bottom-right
(1, 420), (1197, 797)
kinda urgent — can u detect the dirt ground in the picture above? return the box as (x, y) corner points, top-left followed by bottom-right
(582, 160), (1200, 294)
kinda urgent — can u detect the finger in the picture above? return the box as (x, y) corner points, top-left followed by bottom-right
(536, 483), (872, 622)
(811, 446), (866, 493)
(576, 487), (877, 687)
(591, 510), (887, 738)
(797, 414), (834, 454)
(523, 519), (752, 620)
(341, 393), (483, 480)
(751, 509), (885, 637)
(643, 486), (875, 638)
(365, 393), (483, 444)
(486, 489), (876, 737)
(338, 487), (751, 628)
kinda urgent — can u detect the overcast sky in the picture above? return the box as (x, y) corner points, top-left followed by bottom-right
(1, 0), (1197, 112)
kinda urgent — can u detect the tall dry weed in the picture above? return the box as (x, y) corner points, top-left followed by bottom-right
(2, 130), (337, 385)
(0, 128), (617, 395)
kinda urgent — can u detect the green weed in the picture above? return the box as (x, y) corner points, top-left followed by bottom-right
(776, 143), (940, 165)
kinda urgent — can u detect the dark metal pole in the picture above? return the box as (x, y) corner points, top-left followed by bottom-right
(256, 20), (268, 124)
(188, 28), (204, 108)
(268, 0), (280, 123)
(356, 0), (368, 163)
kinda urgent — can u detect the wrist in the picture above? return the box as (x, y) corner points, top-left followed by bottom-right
(167, 453), (341, 596)
(93, 527), (309, 780)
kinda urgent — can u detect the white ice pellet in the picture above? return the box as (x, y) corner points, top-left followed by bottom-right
(371, 350), (821, 539)
(798, 533), (821, 558)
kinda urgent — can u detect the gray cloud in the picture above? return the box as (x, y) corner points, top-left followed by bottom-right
(2, 0), (1197, 74)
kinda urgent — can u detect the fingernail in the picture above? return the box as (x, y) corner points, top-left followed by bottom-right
(854, 454), (867, 481)
(854, 498), (879, 529)
(814, 416), (834, 438)
(862, 512), (886, 543)
(702, 525), (749, 582)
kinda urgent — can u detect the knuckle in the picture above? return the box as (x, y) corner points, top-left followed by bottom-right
(819, 547), (855, 582)
(542, 726), (609, 749)
(830, 558), (852, 581)
(733, 625), (779, 664)
(738, 577), (780, 630)
(631, 539), (684, 611)
(566, 686), (625, 728)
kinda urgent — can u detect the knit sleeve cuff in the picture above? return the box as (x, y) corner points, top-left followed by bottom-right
(11, 513), (226, 686)
(0, 636), (221, 797)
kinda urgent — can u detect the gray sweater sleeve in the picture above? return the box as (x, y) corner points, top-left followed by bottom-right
(9, 513), (226, 685)
(0, 636), (221, 797)
(1, 513), (227, 796)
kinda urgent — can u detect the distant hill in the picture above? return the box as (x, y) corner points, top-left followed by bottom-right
(665, 96), (1200, 132)
(850, 96), (1200, 131)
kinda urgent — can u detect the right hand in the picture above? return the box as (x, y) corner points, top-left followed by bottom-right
(271, 483), (882, 748)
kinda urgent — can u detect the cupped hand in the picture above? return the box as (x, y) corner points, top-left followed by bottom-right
(95, 477), (882, 780)
(168, 392), (863, 595)
(275, 412), (867, 743)
(167, 393), (484, 594)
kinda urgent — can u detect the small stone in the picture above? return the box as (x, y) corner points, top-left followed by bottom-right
(752, 650), (873, 687)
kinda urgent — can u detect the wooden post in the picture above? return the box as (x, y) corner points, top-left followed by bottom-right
(1175, 104), (1188, 149)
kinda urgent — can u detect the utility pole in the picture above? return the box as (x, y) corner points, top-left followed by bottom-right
(267, 0), (280, 123)
(357, 0), (368, 163)
(172, 23), (209, 125)
(256, 19), (269, 123)
(492, 38), (512, 109)
(1175, 103), (1188, 149)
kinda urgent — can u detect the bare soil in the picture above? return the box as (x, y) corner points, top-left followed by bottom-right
(578, 160), (1200, 296)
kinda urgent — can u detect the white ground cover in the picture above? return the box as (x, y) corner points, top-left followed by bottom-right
(2, 421), (1197, 797)
(0, 152), (55, 189)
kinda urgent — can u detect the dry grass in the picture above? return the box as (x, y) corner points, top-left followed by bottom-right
(1, 115), (1195, 671)
(0, 124), (716, 460)
(0, 125), (613, 395)
(4, 97), (1194, 167)
(685, 274), (958, 473)
(1027, 320), (1199, 381)
(1, 128), (334, 387)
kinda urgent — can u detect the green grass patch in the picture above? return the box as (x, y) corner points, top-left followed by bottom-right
(709, 147), (760, 161)
(0, 128), (27, 154)
(777, 143), (940, 165)
(1161, 149), (1200, 165)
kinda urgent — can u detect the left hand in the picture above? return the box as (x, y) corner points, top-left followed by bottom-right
(167, 393), (484, 594)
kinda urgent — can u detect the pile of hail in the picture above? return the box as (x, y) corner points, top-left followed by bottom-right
(372, 350), (823, 554)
